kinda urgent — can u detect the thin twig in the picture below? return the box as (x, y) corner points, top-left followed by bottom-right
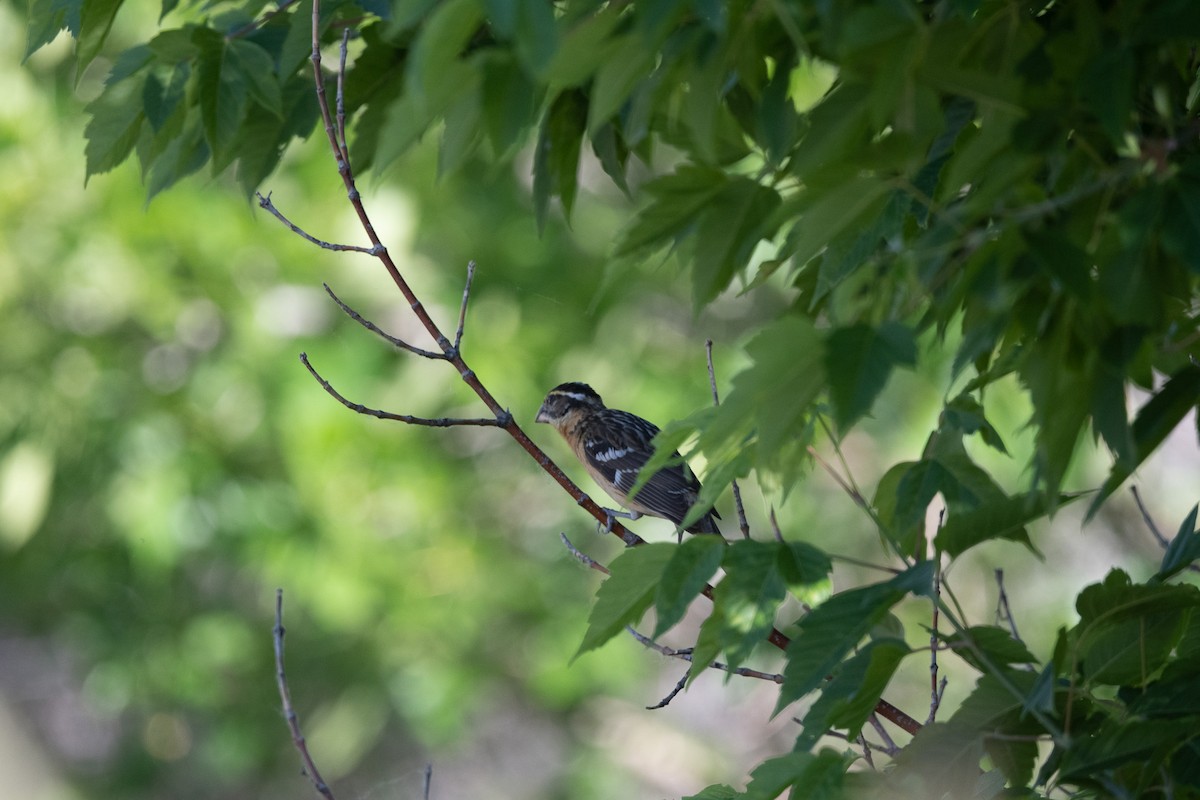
(323, 283), (446, 360)
(827, 552), (904, 575)
(994, 569), (1022, 642)
(857, 733), (877, 770)
(560, 533), (612, 575)
(626, 628), (784, 683)
(336, 29), (349, 161)
(422, 763), (432, 800)
(300, 353), (508, 427)
(867, 714), (900, 756)
(705, 339), (749, 539)
(647, 673), (689, 710)
(927, 513), (944, 725)
(768, 507), (784, 543)
(274, 589), (336, 799)
(1132, 485), (1169, 548)
(820, 727), (894, 758)
(453, 261), (477, 354)
(257, 193), (377, 253)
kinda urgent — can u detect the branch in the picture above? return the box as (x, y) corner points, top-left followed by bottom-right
(257, 192), (377, 254)
(626, 627), (784, 684)
(300, 353), (509, 427)
(560, 533), (611, 575)
(274, 589), (336, 799)
(323, 283), (446, 360)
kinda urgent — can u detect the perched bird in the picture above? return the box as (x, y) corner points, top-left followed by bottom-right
(535, 382), (722, 539)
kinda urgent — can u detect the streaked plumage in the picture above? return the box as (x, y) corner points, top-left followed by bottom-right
(535, 382), (722, 538)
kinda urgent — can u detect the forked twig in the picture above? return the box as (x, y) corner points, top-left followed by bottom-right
(323, 283), (446, 360)
(274, 589), (336, 799)
(257, 193), (376, 253)
(627, 627), (784, 684)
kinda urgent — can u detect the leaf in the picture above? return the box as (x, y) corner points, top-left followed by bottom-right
(743, 751), (848, 800)
(935, 491), (1073, 558)
(405, 0), (484, 113)
(228, 39), (282, 118)
(532, 89), (586, 231)
(796, 638), (911, 750)
(1058, 719), (1195, 781)
(587, 32), (655, 130)
(574, 543), (675, 659)
(776, 563), (933, 713)
(943, 625), (1038, 674)
(1088, 364), (1200, 518)
(76, 0), (125, 83)
(653, 536), (725, 637)
(614, 163), (728, 256)
(84, 76), (146, 180)
(481, 52), (539, 157)
(690, 179), (782, 306)
(512, 0), (558, 75)
(682, 786), (739, 800)
(24, 0), (81, 61)
(778, 541), (832, 591)
(779, 176), (891, 269)
(1071, 570), (1200, 686)
(1158, 505), (1200, 582)
(824, 322), (917, 430)
(942, 393), (1008, 454)
(194, 28), (249, 167)
(690, 541), (788, 676)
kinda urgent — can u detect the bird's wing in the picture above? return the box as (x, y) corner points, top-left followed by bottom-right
(581, 409), (704, 526)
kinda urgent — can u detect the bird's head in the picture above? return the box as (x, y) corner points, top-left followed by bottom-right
(535, 382), (604, 427)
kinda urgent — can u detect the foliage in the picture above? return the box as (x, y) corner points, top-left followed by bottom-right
(16, 0), (1200, 798)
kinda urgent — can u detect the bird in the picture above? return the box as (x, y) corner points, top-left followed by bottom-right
(535, 382), (722, 539)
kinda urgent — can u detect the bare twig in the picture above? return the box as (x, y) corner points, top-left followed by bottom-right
(453, 262), (477, 354)
(994, 569), (1022, 642)
(705, 339), (749, 539)
(336, 29), (349, 161)
(647, 673), (689, 710)
(827, 552), (904, 575)
(768, 507), (784, 543)
(857, 733), (877, 770)
(274, 589), (336, 799)
(323, 283), (446, 360)
(300, 353), (508, 427)
(1132, 485), (1169, 547)
(626, 628), (784, 683)
(560, 533), (611, 575)
(422, 763), (432, 800)
(867, 714), (900, 756)
(257, 193), (376, 253)
(928, 514), (944, 725)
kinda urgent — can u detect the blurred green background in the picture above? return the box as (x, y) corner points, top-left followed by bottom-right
(3, 4), (1198, 799)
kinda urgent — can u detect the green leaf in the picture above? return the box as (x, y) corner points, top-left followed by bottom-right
(83, 75), (146, 180)
(690, 540), (787, 675)
(1058, 719), (1195, 781)
(943, 625), (1038, 674)
(1072, 570), (1200, 686)
(228, 39), (282, 118)
(690, 179), (782, 306)
(778, 541), (832, 591)
(614, 163), (727, 256)
(1158, 505), (1200, 582)
(405, 0), (484, 112)
(532, 89), (586, 231)
(797, 638), (910, 750)
(480, 52), (538, 157)
(776, 563), (933, 713)
(587, 33), (655, 131)
(743, 751), (848, 800)
(194, 29), (249, 167)
(824, 322), (917, 430)
(942, 394), (1008, 454)
(24, 0), (81, 61)
(1089, 364), (1200, 518)
(512, 0), (558, 75)
(779, 176), (891, 269)
(682, 786), (739, 800)
(574, 544), (675, 659)
(76, 0), (125, 83)
(935, 491), (1073, 558)
(653, 536), (725, 637)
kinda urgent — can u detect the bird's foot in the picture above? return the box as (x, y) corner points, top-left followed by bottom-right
(596, 507), (641, 535)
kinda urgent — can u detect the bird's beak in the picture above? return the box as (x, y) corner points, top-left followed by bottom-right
(534, 403), (549, 424)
